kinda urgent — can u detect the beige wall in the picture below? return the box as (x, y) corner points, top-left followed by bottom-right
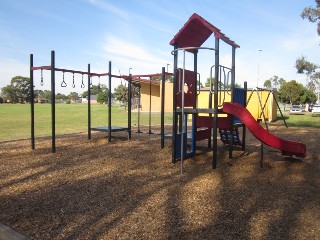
(140, 82), (160, 112)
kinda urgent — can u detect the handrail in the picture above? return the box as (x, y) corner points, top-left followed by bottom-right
(171, 46), (216, 55)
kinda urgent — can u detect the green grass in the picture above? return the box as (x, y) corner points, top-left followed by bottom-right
(272, 111), (320, 128)
(1, 104), (319, 142)
(0, 104), (173, 142)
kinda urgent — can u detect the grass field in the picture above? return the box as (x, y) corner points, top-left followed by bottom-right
(278, 111), (320, 128)
(0, 104), (319, 142)
(0, 103), (173, 142)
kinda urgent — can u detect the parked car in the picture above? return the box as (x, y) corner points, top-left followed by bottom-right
(290, 105), (304, 114)
(312, 105), (320, 113)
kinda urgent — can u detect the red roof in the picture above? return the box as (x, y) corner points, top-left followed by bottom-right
(170, 13), (239, 49)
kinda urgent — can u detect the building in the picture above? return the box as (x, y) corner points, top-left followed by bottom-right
(139, 81), (278, 122)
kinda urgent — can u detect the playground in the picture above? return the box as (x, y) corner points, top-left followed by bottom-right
(0, 125), (319, 239)
(1, 13), (319, 239)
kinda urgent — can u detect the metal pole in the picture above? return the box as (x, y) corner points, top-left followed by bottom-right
(180, 50), (186, 174)
(128, 74), (132, 139)
(256, 89), (269, 131)
(229, 46), (236, 159)
(148, 77), (153, 134)
(242, 81), (247, 151)
(231, 47), (236, 102)
(259, 91), (271, 119)
(30, 54), (35, 149)
(136, 84), (142, 133)
(192, 50), (198, 154)
(51, 50), (56, 153)
(108, 61), (112, 142)
(88, 64), (91, 139)
(212, 38), (220, 169)
(273, 91), (288, 128)
(161, 67), (165, 148)
(172, 44), (178, 163)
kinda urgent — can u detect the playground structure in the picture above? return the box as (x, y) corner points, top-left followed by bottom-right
(169, 13), (245, 170)
(29, 13), (306, 169)
(168, 13), (306, 170)
(30, 51), (171, 153)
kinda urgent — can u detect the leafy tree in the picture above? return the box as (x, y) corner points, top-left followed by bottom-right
(0, 96), (3, 103)
(82, 84), (108, 98)
(97, 92), (107, 104)
(1, 76), (31, 103)
(301, 0), (320, 36)
(55, 93), (68, 101)
(263, 79), (272, 88)
(298, 2), (320, 103)
(205, 77), (214, 87)
(114, 84), (128, 103)
(264, 76), (286, 89)
(68, 92), (79, 103)
(278, 80), (315, 104)
(36, 90), (52, 103)
(301, 88), (317, 104)
(166, 76), (174, 83)
(12, 76), (31, 103)
(295, 56), (320, 94)
(150, 75), (173, 82)
(204, 77), (240, 89)
(1, 85), (18, 103)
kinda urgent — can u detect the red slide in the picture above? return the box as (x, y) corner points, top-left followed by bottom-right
(223, 102), (306, 158)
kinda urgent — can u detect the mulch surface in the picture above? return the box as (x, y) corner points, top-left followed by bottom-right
(0, 125), (319, 239)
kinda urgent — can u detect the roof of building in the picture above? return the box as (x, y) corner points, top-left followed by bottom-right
(169, 13), (240, 50)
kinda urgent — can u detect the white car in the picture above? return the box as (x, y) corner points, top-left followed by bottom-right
(312, 105), (320, 113)
(290, 105), (304, 114)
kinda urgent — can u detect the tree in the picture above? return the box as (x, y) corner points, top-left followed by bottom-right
(68, 92), (79, 103)
(34, 90), (51, 103)
(11, 76), (31, 103)
(298, 2), (320, 103)
(301, 0), (320, 36)
(295, 56), (320, 101)
(1, 76), (31, 103)
(150, 75), (173, 82)
(205, 77), (213, 87)
(301, 88), (317, 104)
(278, 80), (315, 104)
(97, 92), (107, 104)
(204, 77), (240, 88)
(81, 84), (108, 98)
(56, 93), (68, 101)
(114, 84), (128, 103)
(1, 85), (18, 103)
(263, 76), (286, 89)
(263, 79), (272, 88)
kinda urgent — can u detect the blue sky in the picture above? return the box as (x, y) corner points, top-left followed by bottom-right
(0, 0), (319, 94)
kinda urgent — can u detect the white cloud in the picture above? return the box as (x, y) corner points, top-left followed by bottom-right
(87, 0), (128, 19)
(102, 35), (171, 75)
(0, 58), (29, 89)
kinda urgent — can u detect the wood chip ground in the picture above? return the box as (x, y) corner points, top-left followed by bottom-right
(0, 125), (319, 239)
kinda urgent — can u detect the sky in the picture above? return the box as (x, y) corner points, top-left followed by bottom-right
(0, 0), (319, 95)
